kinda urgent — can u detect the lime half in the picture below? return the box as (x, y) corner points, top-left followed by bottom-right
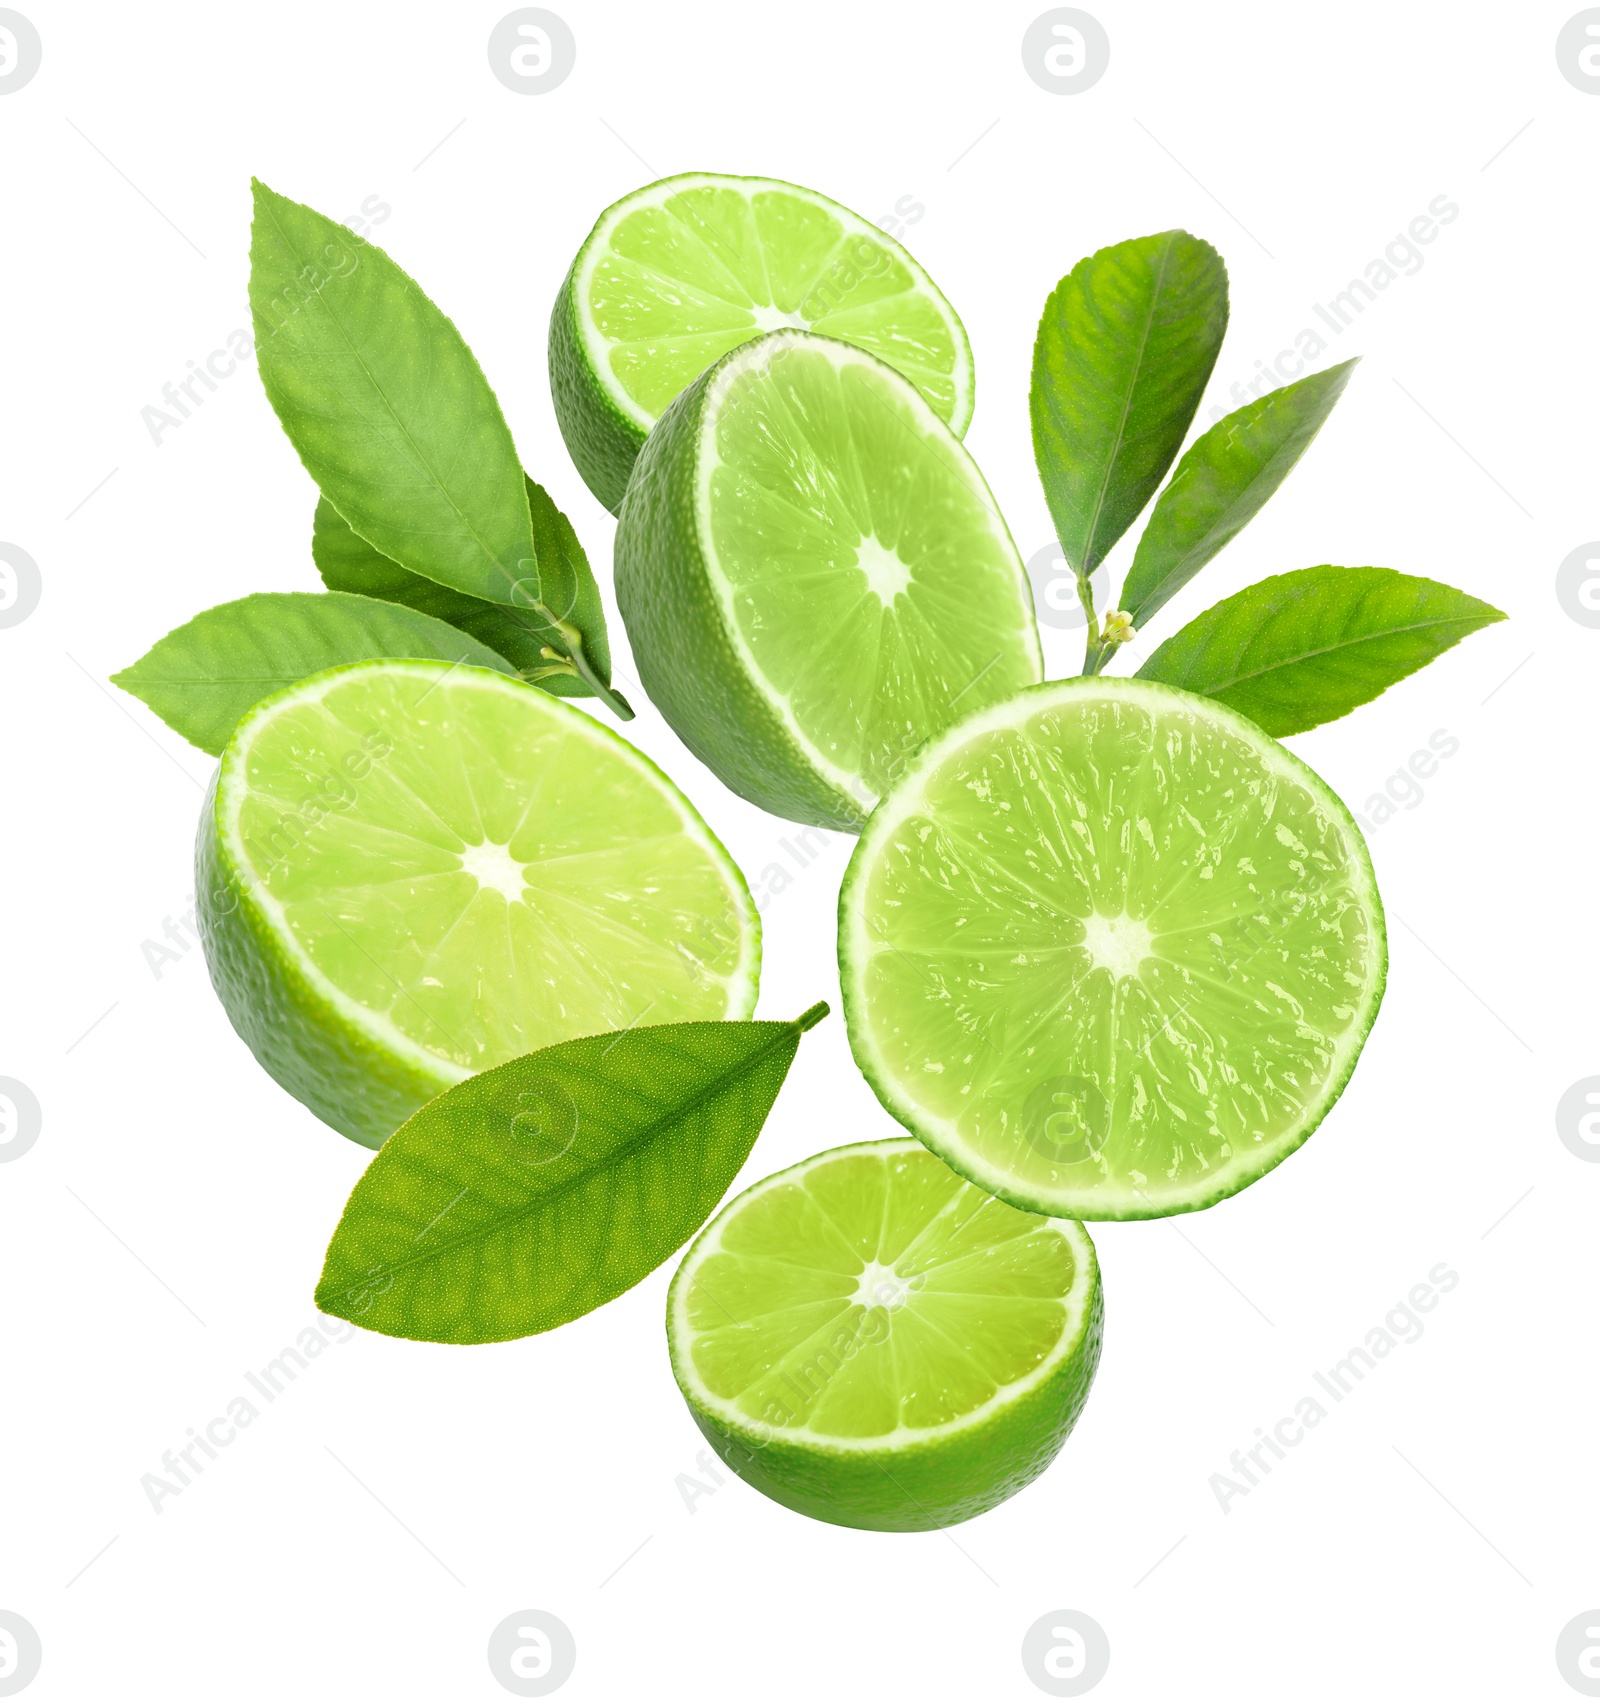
(668, 1138), (1102, 1531)
(616, 330), (1041, 831)
(198, 660), (759, 1147)
(551, 172), (974, 512)
(839, 678), (1386, 1219)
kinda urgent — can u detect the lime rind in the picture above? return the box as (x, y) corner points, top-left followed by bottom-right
(202, 660), (760, 1146)
(838, 678), (1387, 1220)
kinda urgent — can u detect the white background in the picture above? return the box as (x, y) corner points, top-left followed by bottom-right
(1, 2), (1593, 1700)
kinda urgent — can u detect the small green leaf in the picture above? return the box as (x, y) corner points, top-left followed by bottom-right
(111, 591), (516, 755)
(1031, 231), (1229, 579)
(250, 179), (535, 608)
(1136, 567), (1507, 735)
(314, 1004), (831, 1344)
(313, 478), (613, 697)
(525, 477), (612, 686)
(1121, 360), (1357, 631)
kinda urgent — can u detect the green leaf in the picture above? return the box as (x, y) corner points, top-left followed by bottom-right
(1121, 360), (1357, 631)
(111, 591), (516, 755)
(313, 478), (613, 697)
(249, 179), (628, 717)
(1136, 567), (1507, 736)
(1031, 231), (1229, 580)
(314, 1004), (830, 1344)
(250, 179), (534, 606)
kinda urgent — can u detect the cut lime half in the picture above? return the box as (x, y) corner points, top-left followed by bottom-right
(615, 330), (1041, 831)
(197, 660), (759, 1147)
(668, 1138), (1102, 1531)
(551, 172), (974, 512)
(839, 678), (1386, 1219)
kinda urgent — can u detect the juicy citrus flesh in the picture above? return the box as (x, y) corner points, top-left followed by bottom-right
(699, 333), (1041, 811)
(840, 680), (1386, 1219)
(578, 174), (972, 436)
(673, 1140), (1090, 1441)
(217, 661), (759, 1085)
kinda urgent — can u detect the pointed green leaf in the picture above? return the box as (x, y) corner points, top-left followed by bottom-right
(1136, 567), (1507, 735)
(1122, 360), (1357, 630)
(1031, 231), (1229, 577)
(314, 1005), (830, 1344)
(249, 179), (537, 608)
(111, 591), (515, 754)
(313, 476), (613, 697)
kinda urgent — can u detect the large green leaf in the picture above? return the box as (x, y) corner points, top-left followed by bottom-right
(250, 179), (533, 605)
(313, 477), (613, 696)
(1136, 566), (1506, 735)
(315, 1005), (829, 1344)
(249, 180), (627, 716)
(1121, 360), (1356, 631)
(1031, 231), (1228, 582)
(111, 591), (515, 755)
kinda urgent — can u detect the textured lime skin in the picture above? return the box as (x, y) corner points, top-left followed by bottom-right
(667, 1143), (1103, 1532)
(837, 677), (1388, 1220)
(615, 340), (870, 831)
(196, 775), (449, 1148)
(549, 261), (641, 516)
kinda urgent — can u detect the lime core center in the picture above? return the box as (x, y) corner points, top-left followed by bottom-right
(852, 1259), (918, 1310)
(855, 535), (914, 605)
(456, 839), (528, 903)
(1081, 912), (1155, 979)
(748, 304), (811, 332)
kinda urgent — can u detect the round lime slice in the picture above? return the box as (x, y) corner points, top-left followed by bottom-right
(839, 678), (1386, 1218)
(198, 660), (759, 1147)
(615, 330), (1041, 831)
(667, 1137), (1102, 1531)
(551, 172), (973, 513)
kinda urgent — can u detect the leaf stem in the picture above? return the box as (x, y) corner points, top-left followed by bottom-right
(794, 1001), (830, 1032)
(1077, 565), (1104, 676)
(535, 604), (634, 719)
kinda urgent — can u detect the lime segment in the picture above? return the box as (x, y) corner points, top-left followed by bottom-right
(669, 1138), (1101, 1530)
(200, 660), (759, 1146)
(551, 173), (973, 512)
(839, 679), (1386, 1218)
